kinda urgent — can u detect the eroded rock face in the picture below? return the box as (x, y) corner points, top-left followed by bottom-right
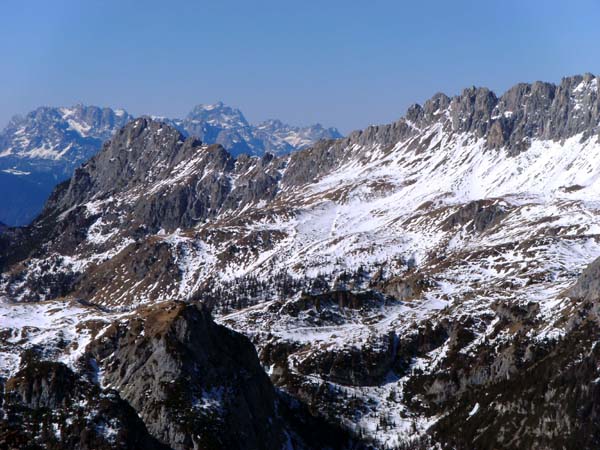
(441, 200), (511, 233)
(86, 302), (291, 450)
(380, 272), (434, 301)
(564, 255), (600, 303)
(408, 73), (600, 155)
(429, 322), (600, 450)
(40, 118), (283, 234)
(1, 360), (167, 450)
(0, 300), (359, 450)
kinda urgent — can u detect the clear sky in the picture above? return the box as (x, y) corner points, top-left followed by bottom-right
(1, 0), (600, 133)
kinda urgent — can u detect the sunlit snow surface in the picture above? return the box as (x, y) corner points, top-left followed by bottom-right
(0, 299), (113, 378)
(219, 131), (600, 445)
(4, 125), (600, 446)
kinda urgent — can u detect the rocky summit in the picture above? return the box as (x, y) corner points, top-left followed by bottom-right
(1, 73), (600, 449)
(0, 102), (340, 226)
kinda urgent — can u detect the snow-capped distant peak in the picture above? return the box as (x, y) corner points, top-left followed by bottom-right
(173, 102), (343, 156)
(185, 102), (250, 130)
(0, 104), (133, 163)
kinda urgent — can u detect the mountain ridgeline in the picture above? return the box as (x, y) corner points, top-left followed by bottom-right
(0, 102), (341, 225)
(36, 73), (600, 237)
(2, 73), (600, 449)
(160, 101), (342, 157)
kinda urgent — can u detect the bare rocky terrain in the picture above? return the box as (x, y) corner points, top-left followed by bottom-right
(1, 73), (600, 449)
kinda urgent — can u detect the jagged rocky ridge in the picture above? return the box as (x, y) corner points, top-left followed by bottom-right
(1, 73), (600, 448)
(0, 102), (340, 226)
(1, 360), (168, 450)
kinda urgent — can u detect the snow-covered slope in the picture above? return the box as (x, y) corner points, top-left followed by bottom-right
(2, 73), (600, 448)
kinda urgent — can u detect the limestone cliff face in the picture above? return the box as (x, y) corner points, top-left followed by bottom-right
(407, 73), (600, 154)
(39, 118), (281, 235)
(1, 360), (167, 450)
(1, 302), (356, 450)
(565, 255), (600, 303)
(86, 301), (291, 450)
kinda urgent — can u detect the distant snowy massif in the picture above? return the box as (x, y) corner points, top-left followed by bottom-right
(0, 102), (341, 225)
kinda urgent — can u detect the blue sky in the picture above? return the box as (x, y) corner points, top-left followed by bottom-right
(1, 0), (600, 133)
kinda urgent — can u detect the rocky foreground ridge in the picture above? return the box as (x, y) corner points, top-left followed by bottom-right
(0, 301), (354, 449)
(1, 73), (600, 448)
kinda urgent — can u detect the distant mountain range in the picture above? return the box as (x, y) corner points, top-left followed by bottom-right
(158, 102), (341, 157)
(0, 102), (341, 225)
